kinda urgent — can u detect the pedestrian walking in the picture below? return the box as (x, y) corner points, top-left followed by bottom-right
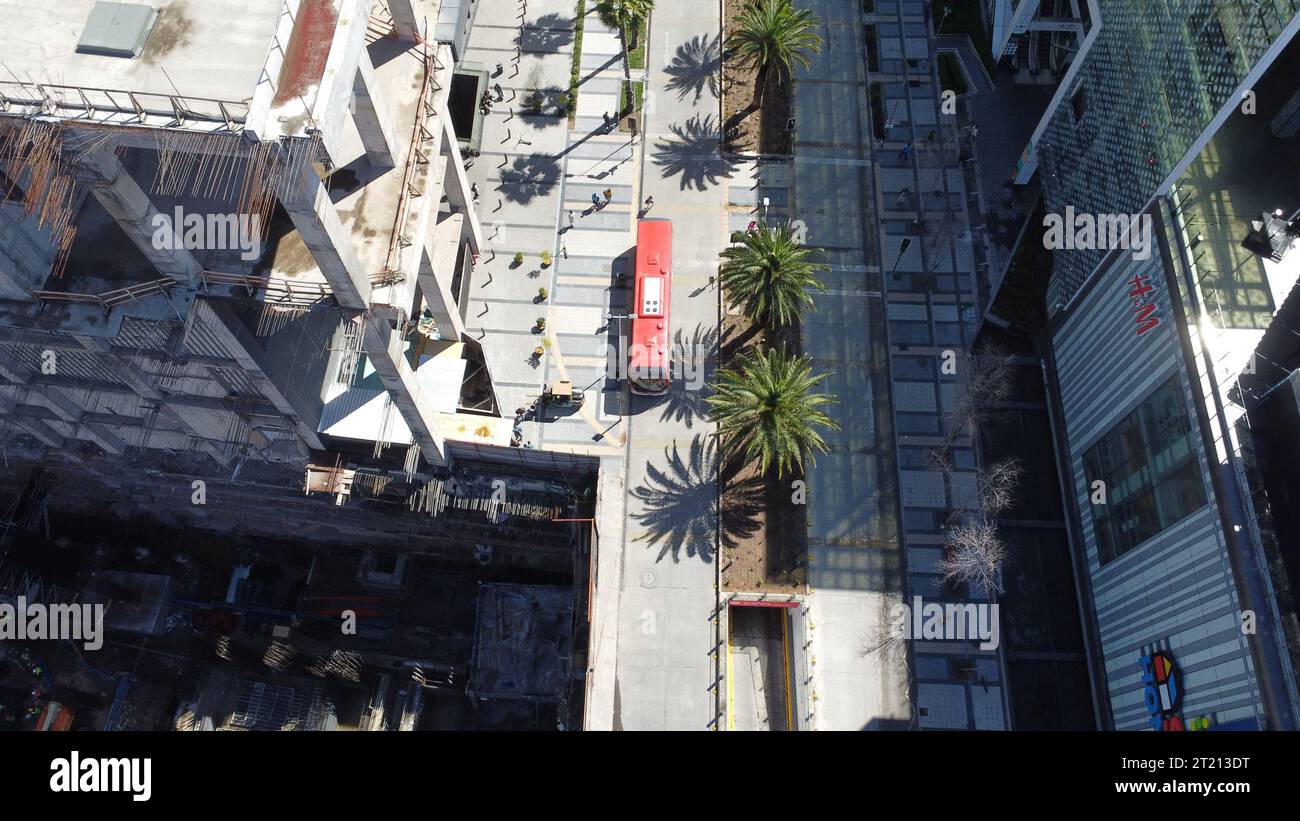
(591, 193), (601, 209)
(927, 130), (936, 142)
(603, 188), (613, 204)
(746, 220), (757, 233)
(568, 210), (575, 228)
(561, 244), (568, 259)
(900, 141), (912, 160)
(644, 195), (654, 211)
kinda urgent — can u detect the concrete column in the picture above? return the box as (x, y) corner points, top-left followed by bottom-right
(441, 115), (485, 253)
(418, 217), (468, 340)
(387, 0), (421, 42)
(0, 207), (58, 300)
(361, 306), (449, 469)
(353, 49), (399, 168)
(283, 164), (373, 309)
(78, 148), (202, 287)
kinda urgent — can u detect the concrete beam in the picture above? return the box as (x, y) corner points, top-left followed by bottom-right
(78, 148), (202, 287)
(283, 166), (373, 309)
(387, 0), (422, 42)
(0, 393), (68, 450)
(312, 0), (376, 169)
(352, 47), (399, 168)
(418, 217), (468, 341)
(195, 298), (326, 450)
(0, 363), (129, 455)
(361, 306), (449, 469)
(441, 114), (485, 254)
(73, 335), (232, 466)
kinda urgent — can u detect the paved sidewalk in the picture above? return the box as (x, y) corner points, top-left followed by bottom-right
(587, 0), (729, 731)
(461, 0), (579, 424)
(871, 0), (1008, 730)
(791, 0), (911, 732)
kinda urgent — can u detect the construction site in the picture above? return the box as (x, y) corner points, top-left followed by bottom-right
(0, 0), (599, 731)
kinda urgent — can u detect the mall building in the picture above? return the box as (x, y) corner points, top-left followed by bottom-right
(985, 0), (1300, 729)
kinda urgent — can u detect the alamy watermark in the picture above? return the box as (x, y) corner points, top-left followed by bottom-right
(595, 339), (706, 390)
(1042, 206), (1153, 261)
(0, 596), (104, 651)
(150, 207), (262, 261)
(888, 595), (1000, 651)
(50, 752), (151, 802)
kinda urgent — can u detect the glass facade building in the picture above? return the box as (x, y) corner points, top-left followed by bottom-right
(1036, 0), (1300, 307)
(1082, 376), (1207, 565)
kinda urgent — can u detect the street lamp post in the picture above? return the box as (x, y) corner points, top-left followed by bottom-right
(889, 237), (913, 278)
(937, 5), (953, 34)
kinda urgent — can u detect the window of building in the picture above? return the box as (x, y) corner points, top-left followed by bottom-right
(1082, 376), (1207, 564)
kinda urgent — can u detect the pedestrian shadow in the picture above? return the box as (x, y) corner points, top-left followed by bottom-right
(652, 114), (737, 191)
(665, 33), (721, 103)
(657, 324), (718, 429)
(499, 154), (561, 204)
(630, 436), (763, 564)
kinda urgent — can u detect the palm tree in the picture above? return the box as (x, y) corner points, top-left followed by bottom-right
(706, 346), (839, 478)
(729, 0), (824, 109)
(718, 221), (828, 327)
(595, 0), (655, 114)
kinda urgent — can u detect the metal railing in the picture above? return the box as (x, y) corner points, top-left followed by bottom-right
(0, 81), (248, 130)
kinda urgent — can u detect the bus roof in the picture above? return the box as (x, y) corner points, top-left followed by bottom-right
(630, 317), (669, 370)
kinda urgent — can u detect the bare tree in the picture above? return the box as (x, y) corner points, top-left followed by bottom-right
(945, 344), (1015, 445)
(937, 518), (1007, 595)
(976, 458), (1021, 518)
(860, 596), (910, 664)
(924, 344), (1021, 595)
(927, 455), (1021, 594)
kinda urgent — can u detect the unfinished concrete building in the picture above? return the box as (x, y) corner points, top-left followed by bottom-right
(0, 0), (495, 475)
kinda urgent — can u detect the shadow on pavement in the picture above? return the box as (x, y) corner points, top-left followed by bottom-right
(652, 114), (737, 191)
(499, 153), (561, 204)
(656, 323), (717, 429)
(515, 13), (576, 53)
(630, 436), (762, 564)
(665, 33), (721, 103)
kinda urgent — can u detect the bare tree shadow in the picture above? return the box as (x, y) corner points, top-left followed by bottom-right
(665, 33), (721, 103)
(652, 114), (737, 191)
(631, 436), (763, 564)
(516, 13), (576, 53)
(500, 154), (561, 204)
(658, 323), (718, 429)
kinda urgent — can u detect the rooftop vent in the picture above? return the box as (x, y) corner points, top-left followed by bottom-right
(76, 2), (160, 59)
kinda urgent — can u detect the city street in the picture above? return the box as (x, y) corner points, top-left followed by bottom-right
(592, 0), (729, 731)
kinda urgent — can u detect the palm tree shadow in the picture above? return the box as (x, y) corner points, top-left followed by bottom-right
(630, 436), (763, 564)
(658, 323), (718, 429)
(500, 154), (561, 204)
(665, 33), (721, 103)
(652, 114), (737, 191)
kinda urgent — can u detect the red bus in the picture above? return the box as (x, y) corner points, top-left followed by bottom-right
(629, 218), (672, 395)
